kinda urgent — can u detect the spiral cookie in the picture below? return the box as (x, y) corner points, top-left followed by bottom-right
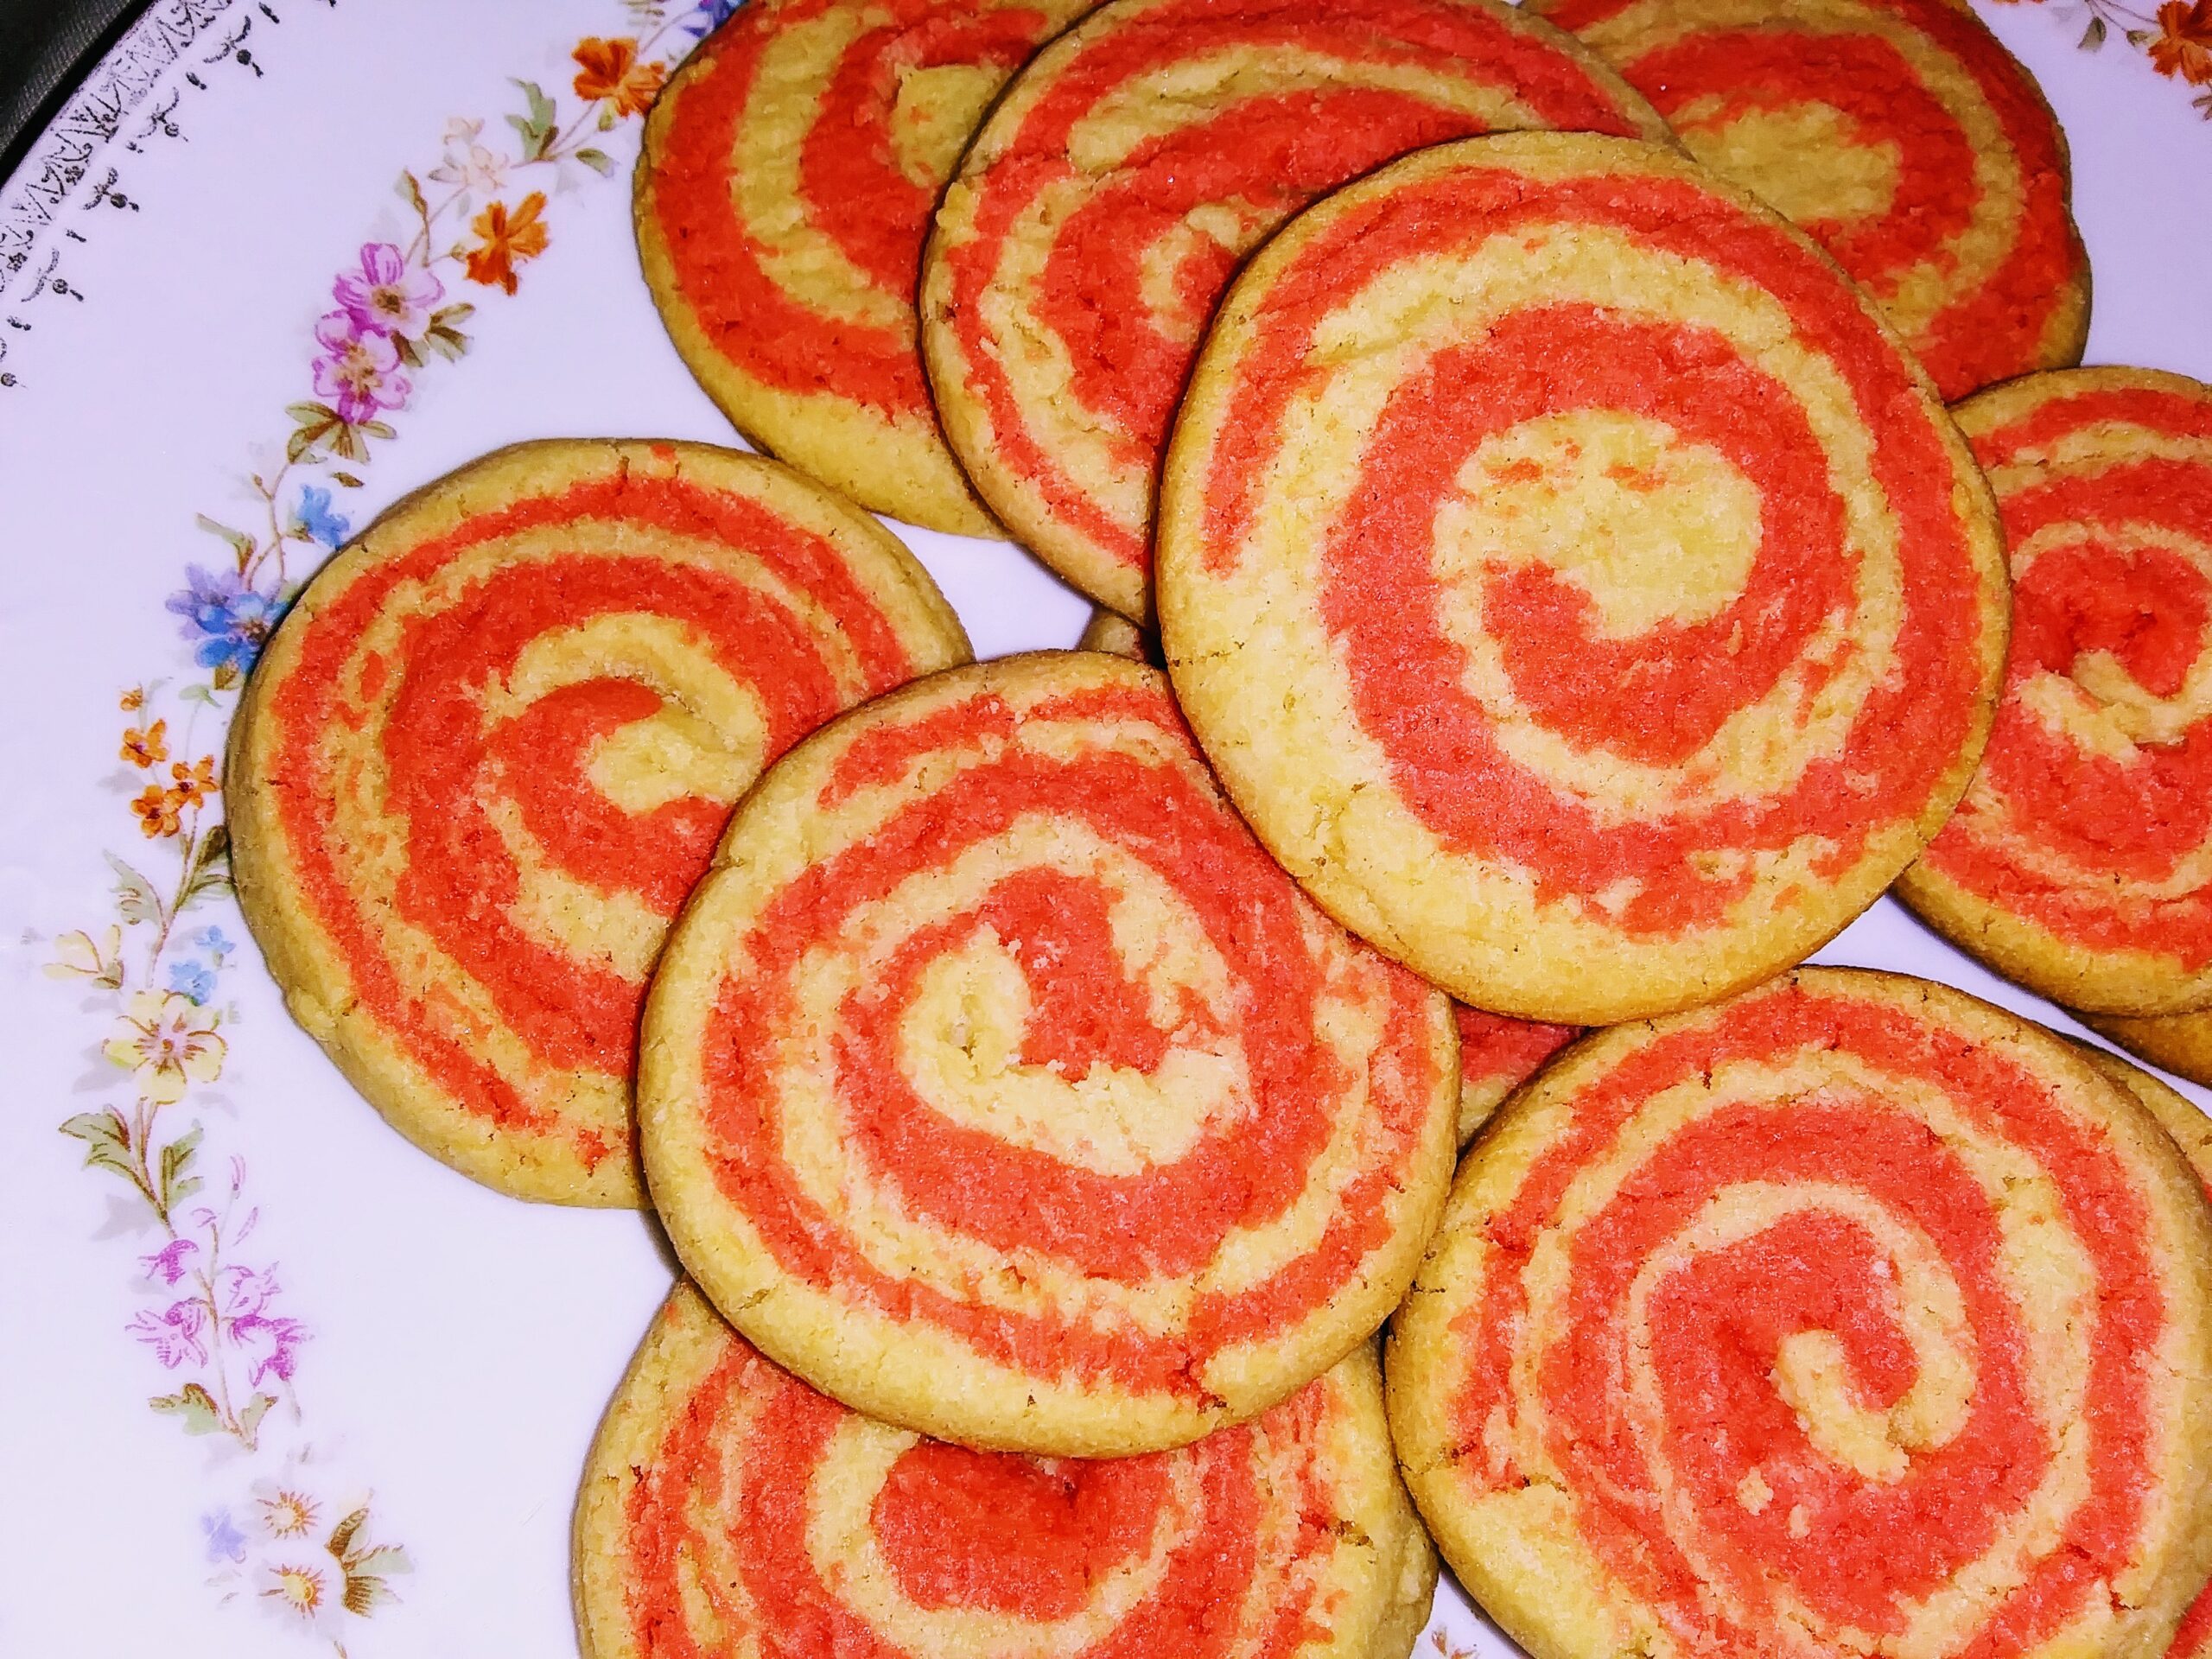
(1388, 968), (2212, 1659)
(227, 441), (969, 1206)
(1454, 1006), (1580, 1144)
(639, 652), (1459, 1454)
(921, 0), (1671, 620)
(1529, 0), (2088, 402)
(1158, 134), (2009, 1026)
(573, 1283), (1439, 1659)
(1898, 370), (2212, 1018)
(2083, 1012), (2212, 1092)
(635, 0), (1090, 537)
(1077, 607), (1155, 663)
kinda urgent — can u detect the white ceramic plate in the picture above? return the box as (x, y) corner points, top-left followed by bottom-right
(1, 2), (2207, 1654)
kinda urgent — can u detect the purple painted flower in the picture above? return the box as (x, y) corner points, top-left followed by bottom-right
(332, 241), (442, 339)
(214, 1264), (279, 1323)
(688, 0), (741, 34)
(129, 1299), (210, 1369)
(233, 1313), (308, 1387)
(201, 1508), (249, 1564)
(167, 564), (288, 676)
(194, 925), (238, 961)
(311, 310), (410, 425)
(142, 1237), (198, 1286)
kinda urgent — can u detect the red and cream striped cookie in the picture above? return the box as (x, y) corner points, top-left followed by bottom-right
(228, 441), (969, 1206)
(573, 1283), (1440, 1659)
(1388, 968), (2212, 1659)
(1454, 1006), (1580, 1144)
(2077, 1045), (2212, 1659)
(2083, 1010), (2212, 1092)
(1899, 370), (2212, 1018)
(638, 652), (1459, 1454)
(635, 0), (1091, 537)
(1529, 0), (2089, 401)
(920, 0), (1671, 620)
(1158, 135), (2009, 1026)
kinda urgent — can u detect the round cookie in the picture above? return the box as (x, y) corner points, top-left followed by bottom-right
(1077, 606), (1155, 662)
(573, 1282), (1439, 1659)
(1529, 0), (2089, 402)
(638, 651), (1459, 1454)
(1157, 134), (2009, 1026)
(227, 440), (969, 1206)
(2083, 1009), (2212, 1091)
(1388, 967), (2212, 1659)
(635, 0), (1090, 537)
(1898, 369), (2212, 1017)
(1453, 1006), (1580, 1144)
(921, 0), (1672, 621)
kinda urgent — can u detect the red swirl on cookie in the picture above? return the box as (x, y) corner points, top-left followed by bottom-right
(1158, 136), (2005, 1025)
(1389, 970), (2212, 1659)
(638, 0), (1089, 533)
(1534, 0), (2088, 400)
(922, 0), (1669, 619)
(1903, 371), (2212, 1017)
(1454, 1006), (1580, 1142)
(229, 442), (967, 1205)
(577, 1287), (1433, 1659)
(639, 653), (1458, 1453)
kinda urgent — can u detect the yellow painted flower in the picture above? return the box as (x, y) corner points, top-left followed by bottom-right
(131, 784), (183, 838)
(260, 1561), (330, 1624)
(46, 925), (123, 987)
(104, 991), (226, 1104)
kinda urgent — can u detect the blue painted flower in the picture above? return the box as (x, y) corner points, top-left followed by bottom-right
(168, 959), (216, 1004)
(289, 484), (350, 549)
(689, 0), (741, 35)
(194, 925), (237, 963)
(166, 565), (288, 677)
(200, 1507), (249, 1565)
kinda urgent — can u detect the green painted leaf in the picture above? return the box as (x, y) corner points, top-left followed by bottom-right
(2080, 15), (2106, 48)
(149, 1382), (225, 1435)
(348, 1546), (410, 1577)
(361, 419), (397, 441)
(60, 1109), (135, 1182)
(396, 168), (428, 216)
(179, 683), (219, 707)
(431, 302), (474, 327)
(392, 334), (424, 370)
(104, 854), (162, 927)
(331, 471), (365, 488)
(286, 401), (340, 427)
(158, 1124), (203, 1211)
(238, 1392), (275, 1440)
(575, 147), (614, 175)
(342, 1573), (398, 1617)
(194, 515), (255, 563)
(181, 824), (232, 912)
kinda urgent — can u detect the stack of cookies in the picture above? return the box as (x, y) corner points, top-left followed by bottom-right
(223, 1), (2212, 1656)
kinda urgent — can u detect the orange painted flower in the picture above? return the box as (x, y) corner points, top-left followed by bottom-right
(122, 719), (168, 769)
(463, 192), (549, 295)
(572, 36), (664, 117)
(120, 686), (145, 712)
(133, 785), (183, 838)
(2152, 0), (2212, 83)
(170, 755), (219, 810)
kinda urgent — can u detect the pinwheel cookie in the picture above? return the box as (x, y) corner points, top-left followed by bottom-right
(1899, 370), (2212, 1017)
(635, 0), (1091, 536)
(1389, 967), (2212, 1659)
(1158, 134), (2009, 1026)
(2083, 1009), (2212, 1091)
(1453, 1007), (1579, 1143)
(638, 652), (1459, 1455)
(921, 0), (1670, 620)
(573, 1283), (1438, 1659)
(227, 440), (969, 1206)
(1530, 0), (2089, 401)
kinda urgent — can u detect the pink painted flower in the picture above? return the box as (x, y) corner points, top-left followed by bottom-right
(234, 1313), (308, 1387)
(130, 1299), (210, 1369)
(333, 242), (442, 338)
(214, 1264), (279, 1322)
(142, 1238), (198, 1286)
(311, 311), (410, 424)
